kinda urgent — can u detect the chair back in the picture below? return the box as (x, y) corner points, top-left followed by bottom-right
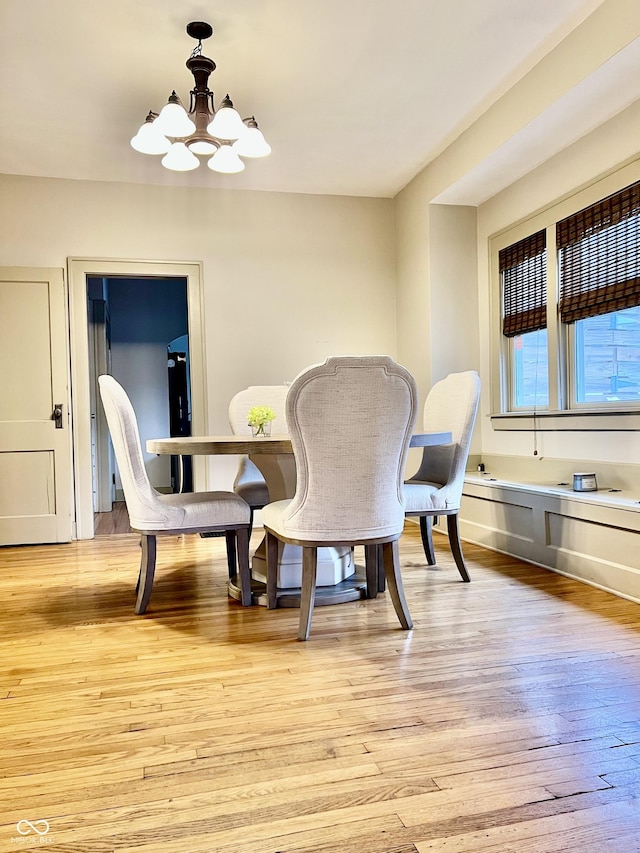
(228, 385), (289, 435)
(98, 375), (169, 530)
(409, 371), (480, 507)
(228, 385), (290, 504)
(280, 355), (417, 542)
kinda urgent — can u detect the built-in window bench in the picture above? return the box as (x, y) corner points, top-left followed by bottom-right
(450, 455), (640, 604)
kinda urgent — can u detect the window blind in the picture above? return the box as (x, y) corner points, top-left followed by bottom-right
(557, 179), (640, 323)
(500, 229), (547, 337)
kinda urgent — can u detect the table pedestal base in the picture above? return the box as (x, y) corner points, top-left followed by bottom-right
(228, 536), (364, 607)
(227, 567), (368, 608)
(251, 540), (354, 588)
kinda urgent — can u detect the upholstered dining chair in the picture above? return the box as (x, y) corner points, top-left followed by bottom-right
(226, 384), (288, 574)
(403, 370), (481, 582)
(98, 374), (252, 614)
(262, 355), (418, 641)
(228, 384), (289, 517)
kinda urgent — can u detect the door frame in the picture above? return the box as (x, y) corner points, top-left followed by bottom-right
(68, 258), (208, 539)
(87, 295), (113, 512)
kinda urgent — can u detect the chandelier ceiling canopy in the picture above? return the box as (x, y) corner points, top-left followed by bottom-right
(130, 21), (271, 175)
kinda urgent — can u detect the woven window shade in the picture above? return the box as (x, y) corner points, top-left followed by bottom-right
(500, 230), (547, 337)
(558, 179), (640, 323)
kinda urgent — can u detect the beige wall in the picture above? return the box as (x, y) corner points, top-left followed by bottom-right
(394, 0), (640, 471)
(428, 204), (478, 384)
(394, 174), (432, 394)
(0, 173), (397, 491)
(395, 194), (481, 478)
(396, 105), (640, 468)
(476, 102), (640, 466)
(394, 189), (480, 418)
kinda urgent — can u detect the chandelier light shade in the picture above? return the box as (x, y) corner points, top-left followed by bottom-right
(233, 117), (272, 158)
(207, 144), (245, 174)
(130, 113), (172, 155)
(161, 142), (200, 172)
(154, 94), (196, 138)
(207, 94), (246, 140)
(130, 22), (270, 174)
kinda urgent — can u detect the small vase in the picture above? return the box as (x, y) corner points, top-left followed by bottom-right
(251, 421), (272, 437)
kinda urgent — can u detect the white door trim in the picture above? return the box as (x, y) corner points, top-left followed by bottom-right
(68, 258), (208, 540)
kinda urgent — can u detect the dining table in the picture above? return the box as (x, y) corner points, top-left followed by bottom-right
(147, 431), (452, 607)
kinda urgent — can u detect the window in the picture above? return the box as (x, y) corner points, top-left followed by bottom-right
(496, 175), (640, 414)
(500, 230), (549, 409)
(513, 328), (549, 408)
(558, 180), (640, 408)
(573, 307), (640, 404)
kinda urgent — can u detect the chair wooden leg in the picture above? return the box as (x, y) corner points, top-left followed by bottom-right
(234, 527), (252, 606)
(364, 544), (379, 598)
(419, 515), (436, 565)
(376, 543), (386, 592)
(447, 514), (471, 582)
(227, 509), (254, 579)
(298, 547), (318, 641)
(382, 540), (413, 630)
(225, 530), (237, 579)
(135, 534), (156, 614)
(266, 531), (279, 610)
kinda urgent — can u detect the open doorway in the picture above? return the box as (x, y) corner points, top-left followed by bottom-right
(68, 259), (208, 541)
(88, 276), (190, 533)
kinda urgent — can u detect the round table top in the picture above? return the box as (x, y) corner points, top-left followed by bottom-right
(146, 431), (452, 456)
(147, 434), (293, 455)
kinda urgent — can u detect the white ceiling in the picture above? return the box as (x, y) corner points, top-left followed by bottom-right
(0, 0), (635, 202)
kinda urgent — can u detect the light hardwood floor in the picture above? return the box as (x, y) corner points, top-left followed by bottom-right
(94, 501), (132, 535)
(1, 523), (639, 852)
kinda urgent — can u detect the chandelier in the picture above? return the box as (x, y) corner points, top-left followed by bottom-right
(130, 22), (270, 174)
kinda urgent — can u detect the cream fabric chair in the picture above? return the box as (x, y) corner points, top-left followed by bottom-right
(226, 385), (289, 579)
(262, 356), (418, 640)
(228, 384), (289, 514)
(98, 375), (252, 613)
(403, 371), (481, 582)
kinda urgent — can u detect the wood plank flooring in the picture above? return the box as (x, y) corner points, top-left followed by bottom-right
(94, 502), (131, 535)
(1, 524), (639, 852)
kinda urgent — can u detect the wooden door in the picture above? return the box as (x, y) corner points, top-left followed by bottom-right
(0, 267), (72, 544)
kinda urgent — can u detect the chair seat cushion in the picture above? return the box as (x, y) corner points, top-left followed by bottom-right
(138, 490), (251, 531)
(261, 499), (291, 537)
(403, 481), (458, 513)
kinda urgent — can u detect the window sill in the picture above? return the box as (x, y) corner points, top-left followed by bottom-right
(464, 473), (640, 510)
(490, 409), (640, 431)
